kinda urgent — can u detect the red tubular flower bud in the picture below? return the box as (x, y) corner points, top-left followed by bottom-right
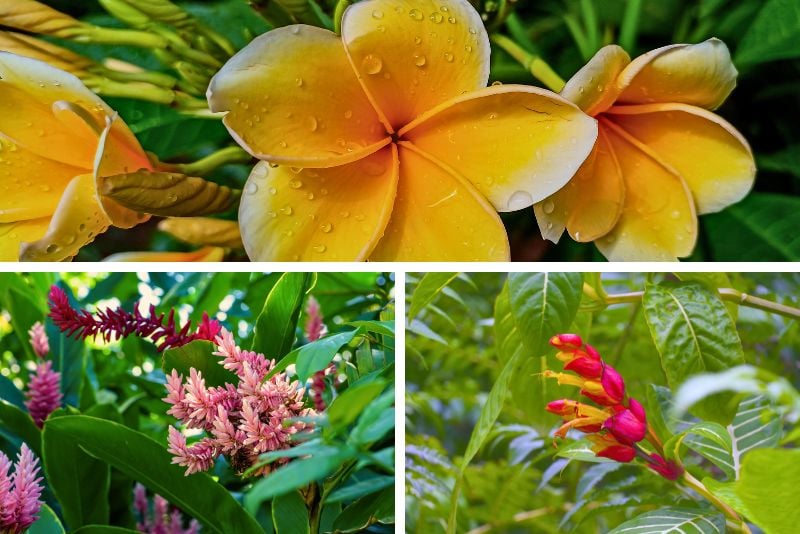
(549, 333), (582, 350)
(595, 444), (637, 462)
(646, 453), (684, 480)
(545, 399), (576, 416)
(602, 400), (647, 445)
(564, 355), (603, 378)
(598, 364), (625, 404)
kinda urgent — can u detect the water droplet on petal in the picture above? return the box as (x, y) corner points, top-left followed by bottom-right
(289, 179), (303, 189)
(543, 201), (555, 214)
(313, 244), (327, 253)
(372, 9), (384, 19)
(307, 116), (319, 132)
(344, 110), (353, 119)
(430, 12), (443, 23)
(245, 182), (259, 194)
(320, 222), (333, 233)
(507, 190), (533, 211)
(362, 54), (383, 75)
(444, 52), (454, 62)
(414, 54), (427, 67)
(295, 77), (304, 87)
(409, 8), (423, 20)
(670, 210), (681, 219)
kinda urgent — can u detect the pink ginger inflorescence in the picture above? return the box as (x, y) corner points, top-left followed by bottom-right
(163, 329), (316, 476)
(305, 297), (335, 411)
(0, 444), (44, 534)
(25, 322), (62, 428)
(48, 286), (221, 352)
(133, 483), (200, 534)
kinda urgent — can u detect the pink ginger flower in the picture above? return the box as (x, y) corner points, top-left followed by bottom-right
(0, 444), (44, 534)
(28, 322), (49, 359)
(163, 329), (316, 476)
(25, 360), (62, 429)
(133, 483), (200, 534)
(304, 297), (335, 411)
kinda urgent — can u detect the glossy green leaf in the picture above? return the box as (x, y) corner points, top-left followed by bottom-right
(162, 340), (237, 387)
(664, 421), (734, 479)
(325, 474), (394, 503)
(327, 380), (386, 430)
(608, 507), (725, 533)
(332, 487), (393, 532)
(0, 374), (25, 409)
(27, 504), (65, 534)
(44, 416), (263, 534)
(72, 528), (141, 534)
(408, 273), (459, 321)
(5, 287), (43, 361)
(555, 440), (616, 464)
(642, 281), (745, 423)
(0, 399), (41, 457)
(294, 329), (359, 381)
(271, 491), (309, 534)
(736, 0), (800, 66)
(251, 272), (315, 360)
(736, 449), (800, 534)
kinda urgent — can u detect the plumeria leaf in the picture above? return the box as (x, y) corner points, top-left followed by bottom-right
(608, 507), (725, 533)
(100, 171), (240, 217)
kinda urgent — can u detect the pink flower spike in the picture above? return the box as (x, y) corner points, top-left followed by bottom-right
(304, 296), (325, 342)
(0, 452), (13, 529)
(25, 361), (62, 428)
(5, 444), (44, 533)
(549, 333), (582, 350)
(28, 322), (49, 359)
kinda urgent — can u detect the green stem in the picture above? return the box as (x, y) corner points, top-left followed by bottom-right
(564, 13), (592, 60)
(619, 0), (643, 52)
(681, 471), (750, 531)
(580, 0), (599, 53)
(86, 77), (176, 104)
(603, 289), (800, 320)
(334, 0), (352, 35)
(308, 482), (322, 534)
(490, 34), (565, 92)
(505, 12), (538, 53)
(166, 146), (252, 175)
(95, 66), (177, 88)
(72, 25), (168, 49)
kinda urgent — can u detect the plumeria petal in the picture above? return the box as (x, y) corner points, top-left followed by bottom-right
(239, 146), (399, 261)
(0, 219), (49, 261)
(561, 44), (631, 116)
(534, 129), (624, 243)
(401, 85), (598, 211)
(102, 247), (226, 262)
(341, 0), (490, 131)
(616, 39), (737, 110)
(369, 143), (509, 261)
(605, 103), (755, 214)
(594, 120), (697, 261)
(207, 25), (389, 168)
(0, 52), (109, 169)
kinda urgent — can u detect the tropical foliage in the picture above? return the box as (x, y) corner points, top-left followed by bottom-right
(0, 271), (395, 533)
(406, 272), (800, 533)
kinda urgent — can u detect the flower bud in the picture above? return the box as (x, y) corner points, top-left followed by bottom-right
(582, 364), (625, 405)
(602, 398), (646, 445)
(587, 434), (636, 462)
(563, 353), (603, 378)
(549, 333), (582, 350)
(646, 453), (684, 480)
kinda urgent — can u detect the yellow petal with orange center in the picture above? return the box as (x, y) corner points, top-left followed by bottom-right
(605, 103), (755, 214)
(401, 85), (598, 211)
(616, 39), (737, 110)
(369, 143), (508, 261)
(594, 121), (697, 261)
(0, 217), (48, 261)
(534, 129), (624, 243)
(102, 247), (226, 262)
(0, 136), (83, 222)
(341, 0), (490, 131)
(18, 173), (111, 261)
(0, 52), (109, 168)
(561, 45), (630, 116)
(207, 25), (389, 168)
(239, 146), (399, 261)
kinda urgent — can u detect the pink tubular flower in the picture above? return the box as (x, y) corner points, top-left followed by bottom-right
(163, 328), (316, 476)
(602, 398), (647, 445)
(25, 360), (62, 428)
(549, 333), (583, 350)
(588, 434), (637, 463)
(133, 483), (200, 534)
(0, 444), (44, 534)
(646, 453), (684, 480)
(28, 322), (49, 359)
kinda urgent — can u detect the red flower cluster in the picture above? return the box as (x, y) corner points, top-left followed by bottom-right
(48, 286), (221, 352)
(545, 334), (683, 479)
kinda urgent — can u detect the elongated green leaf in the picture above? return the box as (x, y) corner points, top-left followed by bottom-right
(507, 272), (585, 355)
(162, 340), (237, 387)
(294, 330), (359, 381)
(642, 281), (745, 423)
(325, 474), (394, 503)
(0, 400), (41, 456)
(735, 449), (800, 534)
(332, 487), (393, 532)
(327, 380), (386, 430)
(73, 528), (141, 534)
(251, 272), (315, 359)
(271, 491), (309, 534)
(5, 287), (43, 360)
(45, 416), (263, 534)
(0, 374), (25, 409)
(704, 194), (800, 260)
(43, 419), (110, 529)
(608, 507), (725, 533)
(28, 504), (65, 534)
(736, 0), (800, 66)
(555, 440), (616, 464)
(408, 273), (459, 321)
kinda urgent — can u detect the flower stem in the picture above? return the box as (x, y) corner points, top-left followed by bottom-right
(620, 0), (643, 52)
(333, 0), (352, 35)
(164, 146), (253, 175)
(490, 34), (566, 92)
(681, 471), (750, 531)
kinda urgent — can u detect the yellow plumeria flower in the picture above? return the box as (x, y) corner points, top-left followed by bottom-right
(208, 0), (597, 261)
(0, 53), (151, 261)
(535, 39), (756, 261)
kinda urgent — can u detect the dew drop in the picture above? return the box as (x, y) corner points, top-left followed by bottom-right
(430, 12), (443, 23)
(313, 244), (327, 253)
(486, 112), (497, 120)
(281, 205), (294, 216)
(574, 231), (582, 241)
(289, 179), (303, 189)
(543, 201), (555, 214)
(307, 192), (315, 200)
(45, 244), (59, 254)
(245, 181), (259, 194)
(444, 52), (454, 62)
(372, 9), (383, 19)
(295, 77), (304, 87)
(340, 211), (350, 218)
(307, 116), (319, 132)
(670, 210), (681, 219)
(414, 36), (422, 45)
(344, 110), (353, 119)
(362, 54), (383, 75)
(268, 187), (277, 195)
(491, 80), (503, 86)
(414, 54), (427, 67)
(448, 16), (456, 23)
(507, 190), (533, 211)
(279, 140), (288, 148)
(409, 8), (423, 20)
(320, 222), (333, 233)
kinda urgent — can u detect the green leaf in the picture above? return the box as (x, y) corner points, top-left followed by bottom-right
(736, 0), (800, 66)
(72, 528), (141, 534)
(704, 194), (800, 260)
(251, 272), (315, 359)
(0, 399), (41, 457)
(555, 440), (616, 464)
(347, 320), (395, 337)
(43, 418), (110, 529)
(27, 504), (65, 534)
(332, 487), (393, 532)
(271, 491), (309, 534)
(325, 474), (394, 503)
(327, 380), (386, 430)
(642, 281), (745, 423)
(507, 272), (585, 355)
(294, 330), (359, 381)
(736, 449), (800, 534)
(245, 450), (351, 511)
(0, 374), (25, 409)
(5, 287), (44, 361)
(44, 416), (263, 534)
(664, 421), (734, 479)
(608, 507), (725, 533)
(408, 273), (459, 321)
(162, 340), (238, 387)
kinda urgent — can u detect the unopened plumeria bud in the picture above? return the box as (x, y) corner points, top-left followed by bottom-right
(602, 398), (647, 445)
(646, 453), (684, 480)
